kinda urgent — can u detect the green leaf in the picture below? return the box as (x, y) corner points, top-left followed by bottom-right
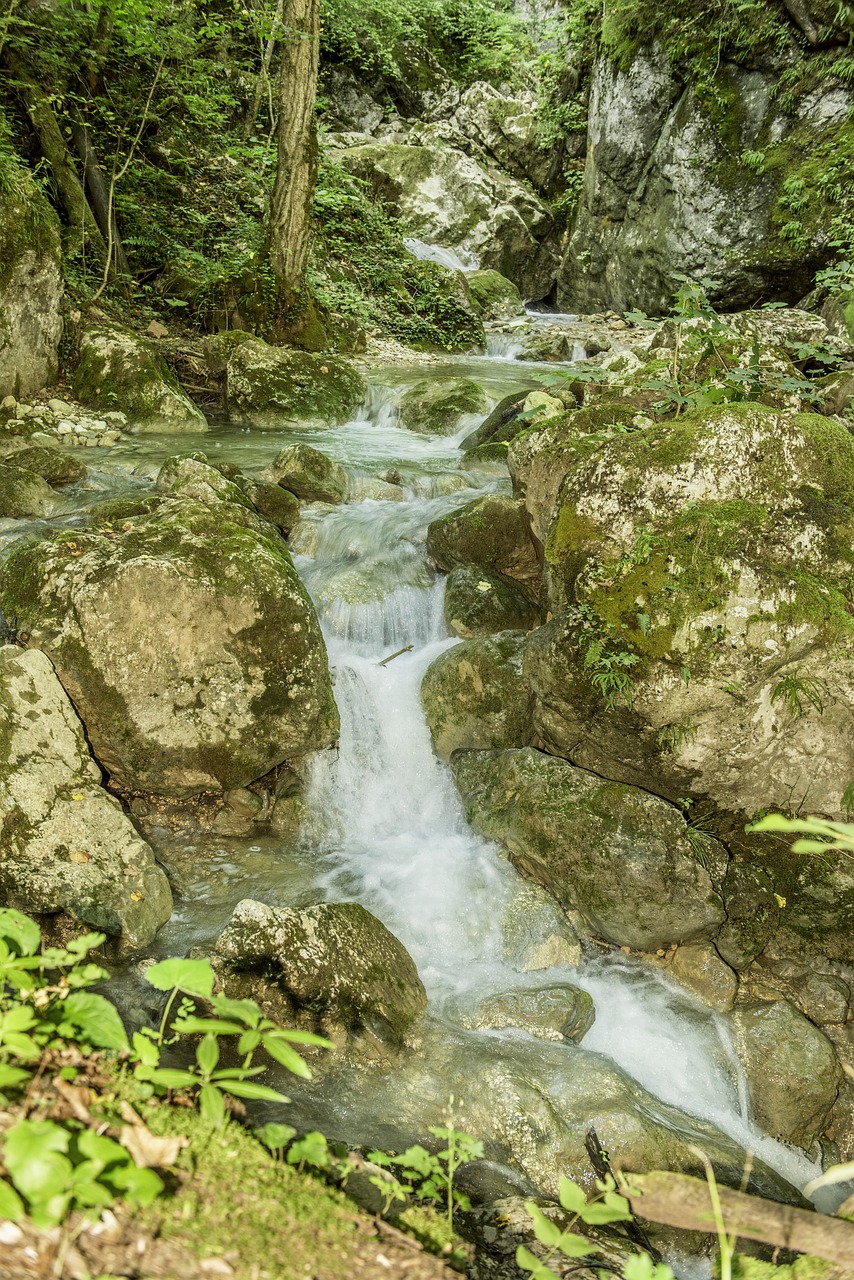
(287, 1132), (329, 1168)
(146, 1067), (199, 1089)
(199, 1082), (226, 1126)
(221, 1079), (291, 1103)
(580, 1190), (632, 1224)
(0, 1177), (25, 1220)
(105, 1162), (163, 1207)
(144, 958), (214, 998)
(558, 1176), (587, 1216)
(264, 1028), (333, 1048)
(1, 1006), (37, 1033)
(255, 1122), (296, 1151)
(525, 1203), (563, 1248)
(196, 1033), (220, 1077)
(59, 992), (129, 1051)
(132, 1031), (160, 1067)
(0, 910), (41, 956)
(75, 1129), (128, 1170)
(238, 1029), (261, 1056)
(173, 1017), (244, 1036)
(209, 996), (260, 1026)
(261, 1034), (312, 1078)
(0, 1064), (32, 1091)
(4, 1120), (72, 1202)
(515, 1245), (559, 1280)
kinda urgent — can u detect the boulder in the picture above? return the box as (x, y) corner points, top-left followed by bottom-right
(397, 378), (488, 435)
(451, 748), (726, 951)
(338, 141), (558, 298)
(155, 455), (254, 510)
(73, 323), (207, 433)
(264, 443), (349, 504)
(0, 496), (338, 797)
(727, 999), (842, 1149)
(421, 632), (532, 760)
(500, 880), (583, 971)
(466, 270), (525, 320)
(211, 899), (427, 1048)
(224, 337), (366, 428)
(451, 83), (551, 192)
(461, 984), (595, 1044)
(427, 494), (540, 598)
(0, 646), (172, 946)
(0, 168), (63, 400)
(444, 566), (539, 638)
(4, 444), (85, 487)
(660, 943), (738, 1012)
(0, 463), (62, 518)
(247, 481), (301, 534)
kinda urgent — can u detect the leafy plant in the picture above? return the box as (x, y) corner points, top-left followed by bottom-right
(770, 669), (829, 719)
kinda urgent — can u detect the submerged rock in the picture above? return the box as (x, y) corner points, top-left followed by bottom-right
(0, 496), (338, 796)
(451, 748), (726, 952)
(444, 566), (539, 638)
(0, 646), (171, 946)
(73, 323), (207, 433)
(421, 632), (532, 760)
(427, 495), (540, 598)
(212, 899), (427, 1049)
(397, 378), (488, 435)
(462, 984), (595, 1044)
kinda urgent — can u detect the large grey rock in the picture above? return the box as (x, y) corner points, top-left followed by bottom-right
(451, 82), (552, 192)
(461, 984), (595, 1044)
(427, 494), (540, 598)
(452, 748), (726, 951)
(421, 632), (532, 760)
(560, 51), (849, 312)
(0, 646), (172, 946)
(225, 336), (366, 429)
(0, 171), (63, 400)
(73, 323), (207, 433)
(212, 899), (427, 1048)
(264, 443), (349, 504)
(338, 141), (558, 298)
(444, 566), (539, 639)
(397, 377), (487, 435)
(0, 496), (338, 797)
(0, 463), (62, 518)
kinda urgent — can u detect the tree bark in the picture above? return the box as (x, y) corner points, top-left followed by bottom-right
(267, 0), (319, 318)
(4, 47), (106, 263)
(68, 108), (130, 276)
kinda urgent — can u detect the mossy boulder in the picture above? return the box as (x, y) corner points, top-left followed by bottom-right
(265, 443), (349, 504)
(466, 270), (525, 320)
(0, 646), (172, 946)
(5, 444), (85, 487)
(465, 390), (529, 450)
(421, 632), (532, 760)
(0, 463), (62, 518)
(0, 496), (338, 797)
(247, 481), (301, 534)
(211, 899), (427, 1049)
(155, 455), (255, 510)
(451, 747), (726, 951)
(397, 378), (488, 436)
(0, 167), (62, 400)
(427, 494), (540, 598)
(444, 566), (539, 638)
(461, 984), (595, 1044)
(224, 337), (365, 428)
(726, 999), (842, 1149)
(73, 323), (207, 433)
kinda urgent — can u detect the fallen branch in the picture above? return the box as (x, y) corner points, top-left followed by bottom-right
(625, 1170), (854, 1265)
(378, 645), (413, 667)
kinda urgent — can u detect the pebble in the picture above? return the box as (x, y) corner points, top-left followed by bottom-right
(2, 398), (127, 450)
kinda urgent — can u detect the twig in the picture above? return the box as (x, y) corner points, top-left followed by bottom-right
(378, 645), (413, 667)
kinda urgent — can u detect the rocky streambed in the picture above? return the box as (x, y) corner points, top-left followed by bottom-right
(2, 308), (854, 1269)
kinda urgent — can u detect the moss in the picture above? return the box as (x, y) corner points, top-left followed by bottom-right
(0, 164), (60, 291)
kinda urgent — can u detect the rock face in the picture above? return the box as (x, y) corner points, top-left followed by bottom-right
(560, 50), (852, 312)
(0, 171), (63, 400)
(212, 899), (427, 1047)
(427, 495), (540, 598)
(74, 324), (207, 433)
(421, 632), (532, 760)
(224, 335), (366, 428)
(444, 566), (539, 638)
(727, 999), (842, 1149)
(338, 141), (558, 298)
(0, 646), (172, 946)
(0, 495), (338, 796)
(397, 378), (488, 435)
(451, 748), (726, 951)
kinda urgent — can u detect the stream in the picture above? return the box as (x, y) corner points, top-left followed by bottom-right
(0, 338), (830, 1258)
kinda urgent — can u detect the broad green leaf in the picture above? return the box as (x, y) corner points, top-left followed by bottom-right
(558, 1176), (587, 1216)
(238, 1029), (261, 1056)
(173, 1017), (243, 1036)
(59, 992), (129, 1051)
(29, 1191), (71, 1229)
(0, 910), (41, 957)
(553, 1232), (597, 1258)
(199, 1082), (226, 1126)
(147, 1067), (198, 1089)
(1, 1031), (40, 1060)
(255, 1122), (296, 1151)
(75, 1129), (128, 1170)
(261, 1034), (312, 1078)
(579, 1190), (632, 1225)
(265, 1028), (333, 1047)
(0, 1064), (32, 1091)
(132, 1031), (160, 1067)
(0, 1176), (25, 1220)
(144, 958), (214, 998)
(196, 1033), (220, 1076)
(525, 1202), (563, 1248)
(1, 1007), (37, 1033)
(209, 996), (260, 1026)
(287, 1132), (329, 1168)
(105, 1162), (163, 1207)
(221, 1079), (291, 1103)
(515, 1245), (558, 1280)
(4, 1120), (72, 1203)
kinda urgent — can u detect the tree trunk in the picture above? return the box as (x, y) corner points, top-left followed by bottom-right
(267, 0), (319, 320)
(68, 109), (130, 277)
(4, 48), (106, 263)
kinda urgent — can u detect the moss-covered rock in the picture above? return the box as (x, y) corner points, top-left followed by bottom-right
(0, 646), (171, 946)
(225, 337), (365, 428)
(466, 270), (525, 320)
(427, 494), (540, 597)
(0, 496), (338, 797)
(451, 747), (726, 951)
(397, 377), (488, 435)
(421, 632), (532, 760)
(726, 999), (842, 1149)
(155, 455), (255, 510)
(5, 444), (85, 487)
(461, 984), (595, 1044)
(264, 443), (349, 504)
(444, 566), (539, 638)
(0, 463), (62, 518)
(212, 898), (427, 1049)
(73, 323), (207, 433)
(248, 481), (301, 534)
(0, 166), (62, 400)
